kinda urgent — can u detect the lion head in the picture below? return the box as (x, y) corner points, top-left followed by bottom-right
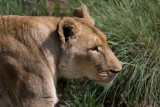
(57, 5), (122, 87)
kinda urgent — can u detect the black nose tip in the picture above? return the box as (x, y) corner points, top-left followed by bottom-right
(110, 70), (120, 74)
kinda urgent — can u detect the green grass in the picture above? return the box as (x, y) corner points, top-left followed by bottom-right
(0, 0), (160, 106)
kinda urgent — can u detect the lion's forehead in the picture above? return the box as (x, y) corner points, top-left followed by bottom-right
(75, 18), (107, 43)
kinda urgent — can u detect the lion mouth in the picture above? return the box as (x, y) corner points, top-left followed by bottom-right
(98, 71), (116, 77)
(98, 71), (109, 77)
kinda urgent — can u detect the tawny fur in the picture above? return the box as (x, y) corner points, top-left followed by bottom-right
(0, 5), (122, 107)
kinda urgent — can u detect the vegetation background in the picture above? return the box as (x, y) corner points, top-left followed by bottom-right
(0, 0), (159, 107)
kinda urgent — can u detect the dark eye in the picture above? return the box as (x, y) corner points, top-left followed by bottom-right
(92, 46), (99, 52)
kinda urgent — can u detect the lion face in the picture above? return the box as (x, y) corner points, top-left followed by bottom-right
(57, 5), (122, 87)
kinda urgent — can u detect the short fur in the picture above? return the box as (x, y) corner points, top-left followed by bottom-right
(0, 5), (122, 107)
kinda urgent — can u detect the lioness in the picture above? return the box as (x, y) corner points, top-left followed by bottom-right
(0, 5), (122, 107)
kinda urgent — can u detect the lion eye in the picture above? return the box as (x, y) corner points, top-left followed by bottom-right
(92, 46), (100, 52)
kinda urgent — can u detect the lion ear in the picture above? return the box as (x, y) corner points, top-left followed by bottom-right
(73, 4), (94, 25)
(58, 18), (82, 44)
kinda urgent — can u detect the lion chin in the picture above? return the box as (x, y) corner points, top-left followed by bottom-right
(98, 76), (116, 87)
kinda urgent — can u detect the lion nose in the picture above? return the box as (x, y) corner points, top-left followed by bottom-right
(110, 70), (121, 74)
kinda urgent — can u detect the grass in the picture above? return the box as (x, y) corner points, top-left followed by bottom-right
(0, 0), (160, 106)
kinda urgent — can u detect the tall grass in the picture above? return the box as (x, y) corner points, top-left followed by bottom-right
(0, 0), (47, 15)
(0, 0), (159, 106)
(70, 0), (160, 106)
(76, 0), (159, 106)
